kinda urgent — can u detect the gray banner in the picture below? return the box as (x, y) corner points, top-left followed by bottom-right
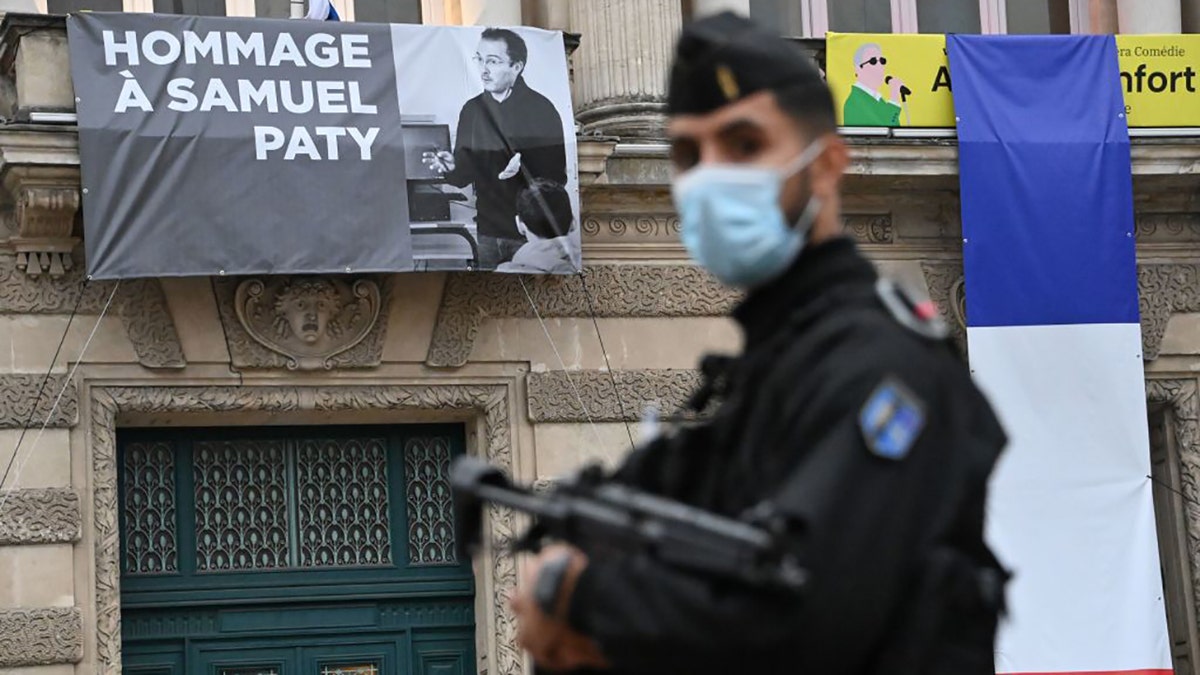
(68, 13), (412, 278)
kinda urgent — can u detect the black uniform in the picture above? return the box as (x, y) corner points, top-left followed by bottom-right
(565, 238), (1008, 675)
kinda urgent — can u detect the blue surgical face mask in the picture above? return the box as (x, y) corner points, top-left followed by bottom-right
(671, 140), (826, 289)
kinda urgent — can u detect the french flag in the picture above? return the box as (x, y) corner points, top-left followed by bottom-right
(305, 0), (339, 21)
(949, 35), (1172, 675)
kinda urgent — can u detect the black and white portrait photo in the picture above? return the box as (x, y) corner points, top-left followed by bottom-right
(391, 24), (581, 273)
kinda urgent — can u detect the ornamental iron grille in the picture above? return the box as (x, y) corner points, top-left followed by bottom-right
(194, 439), (291, 572)
(298, 437), (392, 568)
(118, 426), (465, 583)
(404, 436), (457, 566)
(122, 441), (179, 575)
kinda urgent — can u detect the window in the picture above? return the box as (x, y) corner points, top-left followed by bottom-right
(1005, 0), (1071, 33)
(829, 0), (893, 33)
(917, 0), (980, 33)
(747, 0), (1083, 36)
(47, 0), (121, 13)
(748, 0), (807, 36)
(253, 0), (289, 19)
(153, 0), (225, 15)
(353, 0), (420, 24)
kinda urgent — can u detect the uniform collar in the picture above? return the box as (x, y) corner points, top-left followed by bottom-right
(731, 236), (877, 348)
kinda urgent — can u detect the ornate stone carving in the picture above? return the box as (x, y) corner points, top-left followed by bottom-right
(1146, 379), (1200, 619)
(428, 265), (739, 368)
(919, 261), (968, 355)
(844, 214), (894, 244)
(4, 172), (81, 278)
(0, 374), (77, 428)
(119, 279), (186, 369)
(1138, 264), (1200, 361)
(214, 276), (389, 370)
(527, 369), (701, 422)
(90, 383), (521, 675)
(0, 607), (83, 667)
(0, 256), (185, 369)
(580, 216), (680, 241)
(0, 254), (112, 314)
(0, 488), (81, 545)
(1136, 213), (1200, 243)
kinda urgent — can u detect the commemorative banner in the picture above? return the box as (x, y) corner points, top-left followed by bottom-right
(67, 13), (581, 278)
(828, 31), (1200, 129)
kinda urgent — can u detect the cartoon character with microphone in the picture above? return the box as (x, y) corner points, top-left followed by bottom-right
(843, 43), (910, 126)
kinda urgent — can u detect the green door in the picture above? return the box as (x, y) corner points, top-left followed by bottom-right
(118, 424), (476, 675)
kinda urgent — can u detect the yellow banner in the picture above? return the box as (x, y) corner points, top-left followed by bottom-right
(826, 32), (1200, 128)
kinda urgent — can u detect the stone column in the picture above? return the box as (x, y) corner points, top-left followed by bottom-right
(1117, 0), (1181, 32)
(568, 0), (683, 139)
(1088, 0), (1118, 32)
(459, 0), (522, 25)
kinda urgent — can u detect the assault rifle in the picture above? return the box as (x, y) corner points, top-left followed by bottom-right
(449, 456), (809, 592)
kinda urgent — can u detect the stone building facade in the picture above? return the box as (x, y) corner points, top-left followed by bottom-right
(0, 1), (1198, 675)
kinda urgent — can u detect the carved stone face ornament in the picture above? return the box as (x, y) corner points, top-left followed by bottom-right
(235, 276), (381, 370)
(276, 281), (340, 345)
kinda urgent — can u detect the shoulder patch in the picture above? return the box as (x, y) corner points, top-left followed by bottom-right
(859, 377), (926, 461)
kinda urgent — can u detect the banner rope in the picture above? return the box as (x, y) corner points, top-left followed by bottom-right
(0, 276), (90, 492)
(518, 275), (611, 451)
(0, 280), (120, 514)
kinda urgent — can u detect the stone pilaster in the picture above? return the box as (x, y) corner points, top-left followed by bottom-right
(568, 0), (682, 139)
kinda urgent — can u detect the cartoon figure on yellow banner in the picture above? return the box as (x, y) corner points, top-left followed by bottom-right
(844, 43), (911, 126)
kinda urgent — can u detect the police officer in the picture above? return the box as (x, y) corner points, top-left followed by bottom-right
(509, 11), (1009, 675)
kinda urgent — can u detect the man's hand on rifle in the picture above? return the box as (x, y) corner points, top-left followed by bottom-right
(511, 544), (611, 671)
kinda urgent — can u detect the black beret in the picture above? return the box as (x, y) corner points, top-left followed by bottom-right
(666, 11), (825, 115)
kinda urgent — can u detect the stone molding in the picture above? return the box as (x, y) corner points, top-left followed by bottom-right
(920, 260), (1200, 362)
(0, 257), (185, 369)
(0, 607), (84, 667)
(427, 265), (739, 368)
(919, 261), (968, 355)
(1139, 264), (1200, 360)
(214, 276), (388, 371)
(527, 369), (701, 422)
(577, 212), (892, 246)
(1137, 213), (1200, 244)
(119, 278), (186, 368)
(0, 488), (81, 545)
(2, 166), (81, 278)
(89, 383), (523, 675)
(0, 374), (77, 428)
(1146, 378), (1200, 618)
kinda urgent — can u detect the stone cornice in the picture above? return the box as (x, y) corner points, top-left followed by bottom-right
(427, 266), (739, 368)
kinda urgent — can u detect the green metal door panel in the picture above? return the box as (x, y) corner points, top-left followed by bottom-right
(305, 640), (403, 675)
(123, 644), (184, 675)
(120, 424), (475, 675)
(412, 639), (474, 675)
(191, 644), (294, 675)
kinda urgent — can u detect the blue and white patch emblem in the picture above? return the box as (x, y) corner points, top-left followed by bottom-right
(859, 378), (926, 461)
